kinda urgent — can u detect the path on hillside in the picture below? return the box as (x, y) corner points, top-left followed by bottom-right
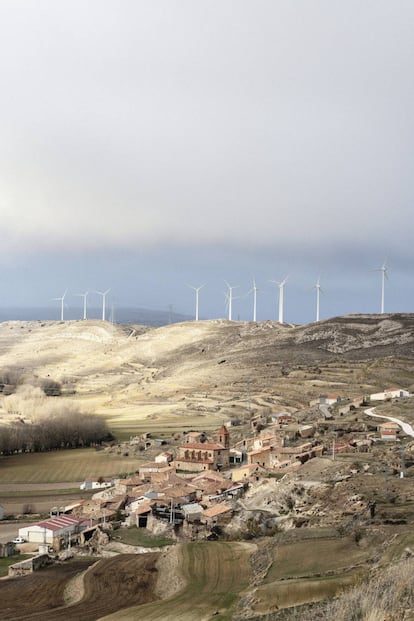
(364, 407), (414, 438)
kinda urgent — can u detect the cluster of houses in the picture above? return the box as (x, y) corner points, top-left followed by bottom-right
(9, 387), (411, 553)
(14, 423), (326, 550)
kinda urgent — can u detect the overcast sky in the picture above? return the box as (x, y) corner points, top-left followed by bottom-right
(0, 1), (413, 323)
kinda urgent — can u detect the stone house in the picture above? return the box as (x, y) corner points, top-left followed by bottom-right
(379, 421), (400, 441)
(202, 503), (233, 526)
(231, 463), (267, 482)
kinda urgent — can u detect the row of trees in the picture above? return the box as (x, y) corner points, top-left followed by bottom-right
(0, 407), (111, 454)
(0, 369), (64, 396)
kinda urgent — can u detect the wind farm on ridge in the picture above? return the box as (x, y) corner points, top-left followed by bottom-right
(50, 258), (393, 325)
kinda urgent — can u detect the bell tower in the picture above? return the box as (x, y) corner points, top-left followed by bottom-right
(217, 424), (230, 449)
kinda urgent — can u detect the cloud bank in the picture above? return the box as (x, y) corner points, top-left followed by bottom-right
(0, 1), (412, 260)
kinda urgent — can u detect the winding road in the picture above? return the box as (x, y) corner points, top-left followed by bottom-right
(364, 407), (414, 438)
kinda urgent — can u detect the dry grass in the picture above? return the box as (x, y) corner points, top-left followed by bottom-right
(325, 557), (414, 620)
(270, 556), (414, 621)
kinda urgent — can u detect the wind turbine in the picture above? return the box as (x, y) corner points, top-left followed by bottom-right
(376, 260), (388, 314)
(52, 290), (67, 321)
(75, 291), (89, 320)
(270, 276), (288, 323)
(96, 289), (111, 321)
(187, 284), (205, 321)
(224, 281), (239, 321)
(314, 276), (323, 322)
(250, 277), (259, 322)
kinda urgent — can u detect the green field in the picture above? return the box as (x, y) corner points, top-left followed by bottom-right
(112, 527), (174, 548)
(0, 448), (141, 484)
(264, 536), (369, 582)
(0, 556), (21, 577)
(247, 535), (372, 613)
(255, 571), (366, 612)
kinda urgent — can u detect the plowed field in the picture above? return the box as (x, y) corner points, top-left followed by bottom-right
(103, 541), (254, 621)
(0, 553), (160, 620)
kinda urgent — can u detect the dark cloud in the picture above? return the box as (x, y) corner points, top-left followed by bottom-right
(0, 1), (413, 319)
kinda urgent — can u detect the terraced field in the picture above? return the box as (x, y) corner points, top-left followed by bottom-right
(252, 535), (370, 613)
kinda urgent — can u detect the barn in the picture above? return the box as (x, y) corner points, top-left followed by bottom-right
(18, 515), (82, 550)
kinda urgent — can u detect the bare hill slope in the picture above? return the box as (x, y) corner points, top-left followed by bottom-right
(0, 314), (413, 432)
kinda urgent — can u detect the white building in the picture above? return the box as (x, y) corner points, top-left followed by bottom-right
(370, 389), (410, 401)
(80, 478), (114, 490)
(18, 515), (82, 550)
(154, 451), (173, 464)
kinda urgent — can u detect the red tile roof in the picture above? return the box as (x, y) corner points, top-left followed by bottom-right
(37, 515), (80, 532)
(202, 503), (232, 518)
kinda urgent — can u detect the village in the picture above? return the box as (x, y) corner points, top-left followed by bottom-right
(2, 385), (413, 577)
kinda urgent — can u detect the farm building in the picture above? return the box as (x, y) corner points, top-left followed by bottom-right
(319, 394), (341, 405)
(80, 478), (114, 491)
(18, 515), (83, 551)
(379, 422), (400, 441)
(370, 389), (410, 401)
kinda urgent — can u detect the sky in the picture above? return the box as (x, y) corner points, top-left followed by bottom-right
(0, 1), (413, 324)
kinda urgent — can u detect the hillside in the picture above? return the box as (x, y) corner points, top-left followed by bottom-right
(2, 314), (414, 619)
(0, 314), (413, 436)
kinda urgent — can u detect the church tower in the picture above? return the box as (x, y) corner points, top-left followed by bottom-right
(217, 424), (230, 449)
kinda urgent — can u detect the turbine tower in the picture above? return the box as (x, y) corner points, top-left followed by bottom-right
(251, 277), (259, 322)
(270, 276), (288, 323)
(224, 281), (239, 321)
(314, 276), (322, 322)
(96, 289), (111, 321)
(53, 289), (67, 321)
(377, 260), (388, 314)
(187, 284), (205, 321)
(75, 291), (89, 320)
